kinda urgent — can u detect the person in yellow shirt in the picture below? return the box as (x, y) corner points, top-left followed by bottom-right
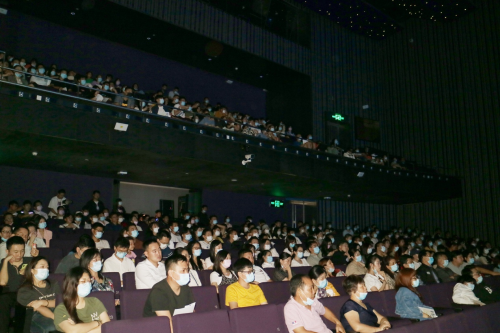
(226, 258), (268, 309)
(309, 265), (340, 298)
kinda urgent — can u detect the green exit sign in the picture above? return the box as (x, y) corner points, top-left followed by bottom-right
(269, 200), (284, 208)
(332, 113), (345, 122)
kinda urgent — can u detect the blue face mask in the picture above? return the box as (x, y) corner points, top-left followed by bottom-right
(100, 216), (106, 221)
(266, 256), (273, 263)
(61, 73), (68, 79)
(104, 85), (109, 90)
(77, 282), (92, 297)
(181, 101), (186, 106)
(358, 292), (368, 301)
(290, 243), (295, 248)
(34, 268), (49, 281)
(38, 222), (47, 229)
(50, 70), (56, 76)
(213, 220), (218, 224)
(15, 73), (22, 78)
(194, 249), (202, 257)
(197, 231), (203, 237)
(477, 276), (483, 284)
(91, 261), (102, 272)
(469, 258), (475, 264)
(185, 234), (192, 241)
(131, 230), (139, 238)
(31, 68), (37, 74)
(313, 247), (320, 254)
(318, 279), (327, 289)
(408, 263), (415, 269)
(443, 260), (449, 267)
(297, 252), (304, 259)
(173, 226), (179, 232)
(328, 267), (335, 273)
(95, 231), (103, 239)
(348, 239), (352, 244)
(428, 257), (434, 265)
(412, 279), (420, 288)
(159, 98), (164, 104)
(391, 264), (399, 272)
(81, 80), (86, 85)
(468, 283), (475, 290)
(97, 77), (103, 83)
(356, 255), (362, 262)
(253, 243), (259, 250)
(245, 272), (255, 283)
(174, 272), (190, 286)
(38, 68), (45, 74)
(1, 237), (8, 242)
(116, 251), (127, 259)
(331, 238), (335, 243)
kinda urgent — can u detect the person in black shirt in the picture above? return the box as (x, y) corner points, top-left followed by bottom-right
(198, 205), (209, 227)
(143, 254), (195, 333)
(462, 265), (500, 304)
(416, 250), (440, 285)
(0, 236), (31, 333)
(82, 190), (106, 216)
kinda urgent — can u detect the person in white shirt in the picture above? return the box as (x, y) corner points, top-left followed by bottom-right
(59, 214), (79, 230)
(48, 189), (69, 217)
(91, 223), (110, 251)
(199, 230), (213, 250)
(210, 250), (237, 289)
(452, 275), (485, 306)
(240, 248), (272, 283)
(259, 239), (279, 258)
(364, 255), (392, 292)
(32, 200), (48, 219)
(168, 222), (182, 249)
(291, 245), (310, 267)
(0, 226), (40, 260)
(103, 237), (136, 285)
(135, 239), (167, 289)
(175, 229), (193, 249)
(259, 250), (275, 268)
(204, 240), (223, 270)
(343, 225), (354, 237)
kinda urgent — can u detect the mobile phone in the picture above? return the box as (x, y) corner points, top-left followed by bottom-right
(21, 264), (28, 270)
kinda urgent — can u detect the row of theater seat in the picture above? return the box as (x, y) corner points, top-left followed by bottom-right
(98, 290), (500, 333)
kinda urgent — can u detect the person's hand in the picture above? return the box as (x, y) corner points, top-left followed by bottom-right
(335, 323), (346, 333)
(27, 300), (44, 311)
(4, 255), (13, 263)
(379, 319), (391, 330)
(29, 232), (36, 243)
(379, 270), (386, 277)
(422, 313), (430, 318)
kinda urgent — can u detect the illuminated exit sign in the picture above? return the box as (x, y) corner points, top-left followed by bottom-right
(269, 199), (284, 208)
(332, 113), (345, 122)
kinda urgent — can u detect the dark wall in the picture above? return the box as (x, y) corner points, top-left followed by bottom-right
(201, 189), (289, 226)
(373, 1), (500, 243)
(0, 11), (266, 118)
(0, 166), (114, 214)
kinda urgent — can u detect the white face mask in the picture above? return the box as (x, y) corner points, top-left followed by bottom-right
(160, 243), (168, 250)
(206, 236), (213, 242)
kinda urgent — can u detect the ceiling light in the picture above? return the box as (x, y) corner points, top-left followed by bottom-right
(117, 171), (127, 175)
(32, 152), (38, 156)
(231, 179), (238, 182)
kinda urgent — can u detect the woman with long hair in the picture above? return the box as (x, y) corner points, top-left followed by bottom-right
(209, 250), (237, 290)
(204, 240), (222, 270)
(53, 266), (110, 332)
(283, 235), (297, 255)
(273, 252), (294, 281)
(17, 256), (59, 333)
(290, 244), (310, 267)
(380, 255), (397, 289)
(257, 249), (274, 268)
(320, 257), (346, 277)
(34, 215), (53, 247)
(395, 268), (435, 320)
(363, 255), (393, 292)
(186, 241), (205, 271)
(345, 249), (368, 276)
(79, 248), (114, 293)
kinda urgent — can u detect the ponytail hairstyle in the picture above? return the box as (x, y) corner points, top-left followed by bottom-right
(63, 267), (90, 324)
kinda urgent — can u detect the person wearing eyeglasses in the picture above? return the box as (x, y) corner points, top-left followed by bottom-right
(225, 258), (268, 309)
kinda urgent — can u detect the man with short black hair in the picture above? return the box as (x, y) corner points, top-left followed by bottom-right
(83, 190), (106, 216)
(55, 236), (95, 274)
(157, 230), (173, 260)
(103, 236), (135, 284)
(434, 252), (458, 283)
(306, 241), (322, 266)
(168, 221), (182, 246)
(0, 236), (31, 333)
(199, 205), (209, 226)
(105, 212), (122, 232)
(285, 274), (345, 333)
(135, 239), (166, 289)
(91, 223), (110, 251)
(239, 248), (272, 283)
(416, 250), (440, 285)
(126, 224), (143, 250)
(48, 189), (70, 218)
(143, 254), (195, 331)
(226, 258), (268, 309)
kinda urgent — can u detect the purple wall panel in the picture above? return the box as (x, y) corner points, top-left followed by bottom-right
(1, 11), (266, 118)
(201, 189), (289, 226)
(0, 166), (114, 214)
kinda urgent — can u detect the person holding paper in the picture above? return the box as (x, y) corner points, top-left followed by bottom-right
(143, 254), (195, 333)
(395, 268), (435, 321)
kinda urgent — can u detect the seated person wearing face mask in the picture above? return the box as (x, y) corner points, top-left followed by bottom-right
(452, 275), (485, 306)
(157, 230), (173, 261)
(91, 223), (110, 251)
(143, 255), (195, 329)
(102, 237), (135, 285)
(238, 248), (272, 283)
(395, 268), (434, 321)
(462, 265), (500, 304)
(434, 252), (458, 283)
(226, 258), (268, 309)
(285, 274), (345, 333)
(135, 239), (166, 289)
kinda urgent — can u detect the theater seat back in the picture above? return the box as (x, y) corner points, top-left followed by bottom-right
(173, 310), (230, 333)
(102, 317), (170, 333)
(191, 286), (220, 312)
(228, 304), (285, 333)
(90, 291), (116, 320)
(122, 272), (136, 290)
(120, 289), (150, 320)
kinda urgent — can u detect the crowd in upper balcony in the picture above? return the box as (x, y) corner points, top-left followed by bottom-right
(2, 51), (421, 171)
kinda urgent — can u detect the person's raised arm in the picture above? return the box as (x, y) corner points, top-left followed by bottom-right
(344, 310), (384, 333)
(0, 257), (11, 286)
(323, 307), (345, 333)
(477, 266), (500, 276)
